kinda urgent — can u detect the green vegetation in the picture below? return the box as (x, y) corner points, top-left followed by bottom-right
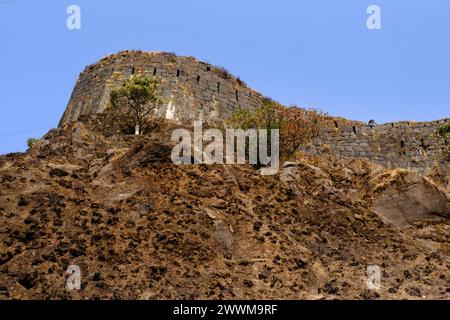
(438, 122), (450, 145)
(109, 76), (163, 135)
(227, 100), (282, 132)
(438, 122), (450, 162)
(27, 138), (39, 149)
(227, 98), (326, 159)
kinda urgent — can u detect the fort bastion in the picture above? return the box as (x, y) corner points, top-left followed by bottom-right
(59, 51), (448, 174)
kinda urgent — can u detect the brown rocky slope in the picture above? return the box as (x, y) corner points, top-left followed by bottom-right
(0, 115), (448, 299)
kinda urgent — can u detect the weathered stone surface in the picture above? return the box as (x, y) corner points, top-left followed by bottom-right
(281, 160), (332, 188)
(59, 51), (265, 126)
(59, 50), (449, 174)
(371, 172), (450, 226)
(300, 119), (449, 174)
(0, 118), (448, 299)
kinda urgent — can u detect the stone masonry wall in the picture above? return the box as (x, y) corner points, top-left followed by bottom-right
(59, 50), (448, 174)
(304, 118), (449, 174)
(59, 50), (265, 126)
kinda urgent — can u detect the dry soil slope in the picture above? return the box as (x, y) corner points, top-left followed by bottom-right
(0, 116), (448, 299)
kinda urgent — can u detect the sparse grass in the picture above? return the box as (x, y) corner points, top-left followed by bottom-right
(164, 52), (177, 63)
(236, 77), (246, 87)
(214, 66), (232, 79)
(370, 169), (409, 194)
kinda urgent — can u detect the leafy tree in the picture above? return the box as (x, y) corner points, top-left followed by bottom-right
(110, 76), (163, 135)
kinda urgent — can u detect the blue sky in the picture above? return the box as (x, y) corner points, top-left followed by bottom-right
(0, 0), (449, 154)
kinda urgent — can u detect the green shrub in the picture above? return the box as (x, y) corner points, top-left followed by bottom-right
(227, 99), (326, 159)
(438, 122), (450, 144)
(27, 138), (39, 149)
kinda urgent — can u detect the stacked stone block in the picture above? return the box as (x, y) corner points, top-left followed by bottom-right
(307, 119), (449, 174)
(59, 50), (448, 173)
(59, 51), (265, 126)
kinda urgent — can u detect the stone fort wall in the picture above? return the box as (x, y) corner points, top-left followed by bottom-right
(303, 118), (449, 174)
(60, 50), (448, 174)
(59, 50), (265, 126)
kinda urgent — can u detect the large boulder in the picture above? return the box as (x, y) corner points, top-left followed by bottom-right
(370, 170), (450, 226)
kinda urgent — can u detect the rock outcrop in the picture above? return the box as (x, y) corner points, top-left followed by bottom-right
(370, 172), (450, 226)
(0, 115), (448, 300)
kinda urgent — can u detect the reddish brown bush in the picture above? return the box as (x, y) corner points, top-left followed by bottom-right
(227, 99), (326, 159)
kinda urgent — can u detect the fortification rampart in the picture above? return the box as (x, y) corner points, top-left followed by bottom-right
(59, 51), (265, 126)
(303, 118), (449, 174)
(60, 50), (448, 174)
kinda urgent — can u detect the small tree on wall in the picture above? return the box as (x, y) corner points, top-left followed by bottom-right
(110, 76), (163, 135)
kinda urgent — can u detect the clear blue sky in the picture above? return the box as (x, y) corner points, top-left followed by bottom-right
(0, 0), (449, 154)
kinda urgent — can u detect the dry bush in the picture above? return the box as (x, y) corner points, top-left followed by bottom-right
(164, 52), (177, 63)
(214, 66), (232, 79)
(227, 99), (327, 160)
(278, 105), (326, 158)
(428, 149), (450, 191)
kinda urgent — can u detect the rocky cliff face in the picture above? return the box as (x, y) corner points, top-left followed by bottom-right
(0, 115), (448, 299)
